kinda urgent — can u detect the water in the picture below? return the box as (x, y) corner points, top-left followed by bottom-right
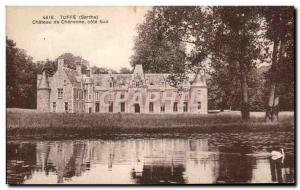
(7, 131), (294, 184)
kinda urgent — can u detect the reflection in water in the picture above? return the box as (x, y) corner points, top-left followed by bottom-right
(7, 132), (294, 184)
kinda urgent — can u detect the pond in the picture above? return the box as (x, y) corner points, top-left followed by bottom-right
(7, 131), (294, 184)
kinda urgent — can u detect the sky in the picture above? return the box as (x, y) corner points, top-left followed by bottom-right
(6, 6), (151, 71)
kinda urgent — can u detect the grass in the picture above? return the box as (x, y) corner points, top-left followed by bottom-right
(7, 108), (294, 140)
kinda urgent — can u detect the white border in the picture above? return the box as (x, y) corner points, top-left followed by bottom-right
(1, 0), (298, 189)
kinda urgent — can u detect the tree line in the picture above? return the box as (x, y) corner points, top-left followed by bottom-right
(130, 6), (294, 121)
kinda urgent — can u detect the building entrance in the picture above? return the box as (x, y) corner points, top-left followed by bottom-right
(134, 104), (140, 113)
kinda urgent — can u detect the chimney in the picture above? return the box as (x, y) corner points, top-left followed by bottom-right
(76, 64), (82, 75)
(58, 59), (64, 71)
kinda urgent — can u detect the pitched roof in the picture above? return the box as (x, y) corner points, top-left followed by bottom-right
(63, 68), (81, 87)
(38, 71), (50, 89)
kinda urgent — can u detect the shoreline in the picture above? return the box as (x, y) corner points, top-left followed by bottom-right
(8, 124), (294, 141)
(7, 108), (294, 140)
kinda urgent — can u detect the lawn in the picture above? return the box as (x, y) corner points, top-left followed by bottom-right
(7, 108), (294, 140)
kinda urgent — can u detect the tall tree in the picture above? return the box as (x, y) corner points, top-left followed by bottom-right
(131, 7), (189, 87)
(6, 37), (39, 108)
(6, 37), (18, 108)
(263, 7), (294, 121)
(211, 7), (265, 120)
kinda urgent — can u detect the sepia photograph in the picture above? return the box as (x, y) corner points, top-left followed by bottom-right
(6, 6), (295, 185)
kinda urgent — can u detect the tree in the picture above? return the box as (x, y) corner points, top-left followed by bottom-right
(92, 66), (118, 74)
(6, 37), (39, 108)
(210, 7), (265, 120)
(263, 7), (294, 122)
(6, 37), (18, 108)
(119, 67), (132, 74)
(56, 53), (88, 69)
(131, 7), (188, 87)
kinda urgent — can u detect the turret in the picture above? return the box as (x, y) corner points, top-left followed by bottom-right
(132, 64), (145, 87)
(191, 68), (206, 87)
(190, 68), (207, 113)
(133, 64), (144, 79)
(37, 68), (51, 112)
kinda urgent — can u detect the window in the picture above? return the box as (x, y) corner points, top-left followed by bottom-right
(53, 102), (56, 112)
(95, 102), (100, 112)
(149, 102), (154, 112)
(151, 94), (156, 99)
(183, 102), (188, 112)
(109, 102), (113, 112)
(65, 102), (68, 112)
(136, 81), (140, 87)
(121, 102), (125, 112)
(95, 92), (99, 100)
(110, 82), (113, 88)
(121, 93), (125, 99)
(173, 102), (178, 112)
(73, 88), (79, 100)
(84, 90), (87, 99)
(64, 80), (66, 86)
(58, 88), (63, 98)
(160, 104), (165, 112)
(198, 102), (201, 110)
(89, 94), (91, 100)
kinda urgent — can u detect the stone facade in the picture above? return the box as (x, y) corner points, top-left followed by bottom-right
(37, 59), (208, 113)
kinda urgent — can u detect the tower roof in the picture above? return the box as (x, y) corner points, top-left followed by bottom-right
(38, 71), (50, 89)
(191, 69), (206, 86)
(133, 64), (144, 81)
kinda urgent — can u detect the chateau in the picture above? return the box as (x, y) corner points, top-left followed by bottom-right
(37, 59), (207, 113)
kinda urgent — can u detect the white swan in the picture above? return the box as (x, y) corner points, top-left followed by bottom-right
(245, 148), (285, 163)
(271, 148), (285, 162)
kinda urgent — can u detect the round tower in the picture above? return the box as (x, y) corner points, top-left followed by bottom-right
(37, 68), (51, 112)
(190, 68), (207, 113)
